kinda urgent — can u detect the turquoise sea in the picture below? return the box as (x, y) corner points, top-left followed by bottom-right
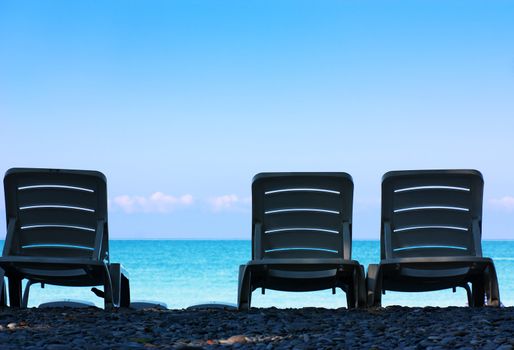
(6, 240), (514, 308)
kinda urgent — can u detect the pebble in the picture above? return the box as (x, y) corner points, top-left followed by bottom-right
(220, 335), (248, 344)
(497, 346), (514, 350)
(0, 306), (513, 349)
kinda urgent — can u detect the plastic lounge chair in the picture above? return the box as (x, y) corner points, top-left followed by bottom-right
(238, 172), (365, 310)
(0, 168), (130, 309)
(367, 169), (500, 307)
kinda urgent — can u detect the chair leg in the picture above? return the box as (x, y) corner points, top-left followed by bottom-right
(345, 283), (356, 309)
(108, 264), (130, 308)
(108, 264), (122, 308)
(120, 273), (131, 307)
(237, 265), (252, 311)
(366, 264), (382, 307)
(357, 265), (367, 308)
(472, 278), (485, 307)
(484, 263), (500, 307)
(8, 277), (22, 308)
(22, 280), (37, 308)
(461, 283), (472, 306)
(103, 267), (114, 310)
(346, 268), (358, 309)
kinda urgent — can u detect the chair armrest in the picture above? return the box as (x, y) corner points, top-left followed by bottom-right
(383, 221), (393, 259)
(253, 222), (263, 260)
(2, 218), (17, 256)
(472, 218), (483, 257)
(93, 220), (105, 261)
(342, 221), (351, 260)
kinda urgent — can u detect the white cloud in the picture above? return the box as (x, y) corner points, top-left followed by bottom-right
(489, 196), (514, 211)
(112, 192), (193, 213)
(208, 194), (251, 212)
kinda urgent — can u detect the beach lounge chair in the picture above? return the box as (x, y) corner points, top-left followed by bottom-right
(238, 172), (365, 310)
(367, 170), (500, 307)
(0, 168), (130, 308)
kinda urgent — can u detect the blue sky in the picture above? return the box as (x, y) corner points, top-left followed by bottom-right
(1, 1), (513, 239)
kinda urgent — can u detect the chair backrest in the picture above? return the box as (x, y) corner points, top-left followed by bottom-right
(3, 168), (109, 260)
(252, 172), (353, 260)
(381, 169), (484, 259)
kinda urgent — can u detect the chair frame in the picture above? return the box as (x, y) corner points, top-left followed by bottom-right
(0, 168), (130, 309)
(238, 172), (365, 310)
(367, 169), (500, 307)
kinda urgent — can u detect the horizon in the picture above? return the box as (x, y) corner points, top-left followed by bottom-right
(1, 1), (513, 240)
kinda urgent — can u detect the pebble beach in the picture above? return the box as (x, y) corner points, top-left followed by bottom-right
(1, 306), (514, 350)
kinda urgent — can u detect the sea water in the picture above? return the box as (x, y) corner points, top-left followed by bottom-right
(5, 240), (514, 308)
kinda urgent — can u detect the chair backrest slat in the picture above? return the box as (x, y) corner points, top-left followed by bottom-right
(18, 207), (97, 229)
(17, 186), (98, 209)
(17, 226), (97, 258)
(252, 173), (353, 260)
(4, 168), (108, 259)
(381, 170), (483, 259)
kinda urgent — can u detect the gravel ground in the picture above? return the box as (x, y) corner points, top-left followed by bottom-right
(1, 306), (513, 349)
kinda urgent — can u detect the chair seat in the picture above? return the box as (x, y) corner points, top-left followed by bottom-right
(379, 256), (493, 278)
(247, 258), (361, 268)
(0, 256), (107, 287)
(244, 258), (362, 292)
(380, 256), (493, 266)
(247, 258), (361, 279)
(377, 257), (496, 293)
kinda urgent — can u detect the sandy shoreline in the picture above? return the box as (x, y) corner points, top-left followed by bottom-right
(1, 306), (513, 349)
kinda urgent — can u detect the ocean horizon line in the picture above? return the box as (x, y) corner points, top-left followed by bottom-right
(102, 238), (514, 241)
